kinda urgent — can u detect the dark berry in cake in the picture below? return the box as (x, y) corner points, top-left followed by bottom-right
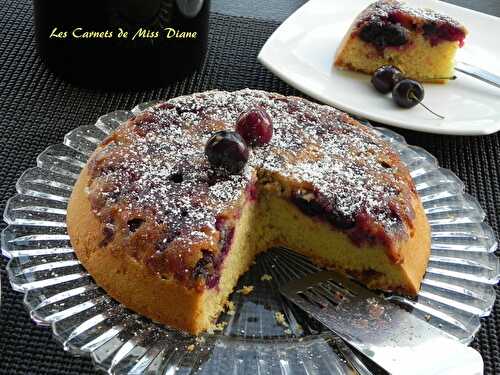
(326, 211), (356, 230)
(235, 109), (273, 146)
(291, 191), (357, 230)
(291, 191), (324, 217)
(392, 79), (424, 108)
(205, 130), (249, 174)
(360, 21), (409, 49)
(193, 250), (215, 280)
(371, 65), (403, 93)
(423, 22), (467, 47)
(127, 218), (144, 233)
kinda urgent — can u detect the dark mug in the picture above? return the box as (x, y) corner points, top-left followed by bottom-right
(33, 0), (210, 88)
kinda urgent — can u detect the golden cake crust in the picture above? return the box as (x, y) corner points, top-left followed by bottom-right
(68, 169), (208, 333)
(67, 89), (431, 333)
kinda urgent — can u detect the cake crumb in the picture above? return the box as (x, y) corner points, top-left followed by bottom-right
(207, 322), (226, 335)
(367, 298), (385, 319)
(237, 285), (254, 295)
(275, 312), (289, 327)
(260, 274), (273, 281)
(211, 322), (228, 333)
(187, 344), (195, 352)
(425, 314), (432, 321)
(225, 300), (236, 315)
(195, 336), (206, 345)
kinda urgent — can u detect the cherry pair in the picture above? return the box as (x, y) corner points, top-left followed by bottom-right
(205, 109), (273, 174)
(371, 65), (444, 119)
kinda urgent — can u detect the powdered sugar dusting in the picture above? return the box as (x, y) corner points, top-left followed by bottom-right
(357, 0), (466, 30)
(86, 89), (415, 272)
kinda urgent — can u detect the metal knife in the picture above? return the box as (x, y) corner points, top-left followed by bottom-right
(455, 61), (500, 89)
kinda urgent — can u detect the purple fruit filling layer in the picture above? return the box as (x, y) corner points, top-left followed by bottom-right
(194, 225), (235, 289)
(358, 10), (466, 50)
(422, 22), (466, 47)
(359, 21), (409, 49)
(290, 190), (403, 255)
(291, 191), (356, 230)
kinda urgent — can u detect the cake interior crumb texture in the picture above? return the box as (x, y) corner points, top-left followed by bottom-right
(67, 89), (431, 334)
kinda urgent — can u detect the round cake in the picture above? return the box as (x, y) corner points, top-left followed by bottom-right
(67, 89), (431, 334)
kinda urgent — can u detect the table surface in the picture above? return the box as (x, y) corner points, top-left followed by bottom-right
(212, 0), (500, 20)
(0, 0), (499, 374)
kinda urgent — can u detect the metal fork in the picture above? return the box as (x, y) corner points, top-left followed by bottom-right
(262, 249), (373, 374)
(280, 270), (483, 375)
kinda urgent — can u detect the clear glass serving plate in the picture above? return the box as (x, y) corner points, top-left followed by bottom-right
(2, 103), (499, 375)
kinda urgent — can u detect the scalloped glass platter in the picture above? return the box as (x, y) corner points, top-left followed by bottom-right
(2, 102), (498, 375)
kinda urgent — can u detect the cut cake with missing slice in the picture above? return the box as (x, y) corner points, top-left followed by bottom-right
(67, 89), (431, 334)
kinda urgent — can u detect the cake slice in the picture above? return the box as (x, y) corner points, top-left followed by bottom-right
(335, 0), (468, 82)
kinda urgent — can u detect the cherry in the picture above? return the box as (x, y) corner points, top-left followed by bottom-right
(360, 22), (409, 49)
(205, 131), (249, 174)
(235, 109), (273, 146)
(371, 65), (403, 94)
(392, 79), (424, 108)
(392, 79), (444, 119)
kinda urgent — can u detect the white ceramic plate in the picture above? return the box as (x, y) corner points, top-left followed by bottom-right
(258, 0), (500, 135)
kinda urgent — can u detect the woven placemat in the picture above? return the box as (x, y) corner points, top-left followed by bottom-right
(0, 1), (498, 374)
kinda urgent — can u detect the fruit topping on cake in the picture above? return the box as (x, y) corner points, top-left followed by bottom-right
(335, 0), (468, 82)
(205, 130), (249, 174)
(235, 108), (274, 146)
